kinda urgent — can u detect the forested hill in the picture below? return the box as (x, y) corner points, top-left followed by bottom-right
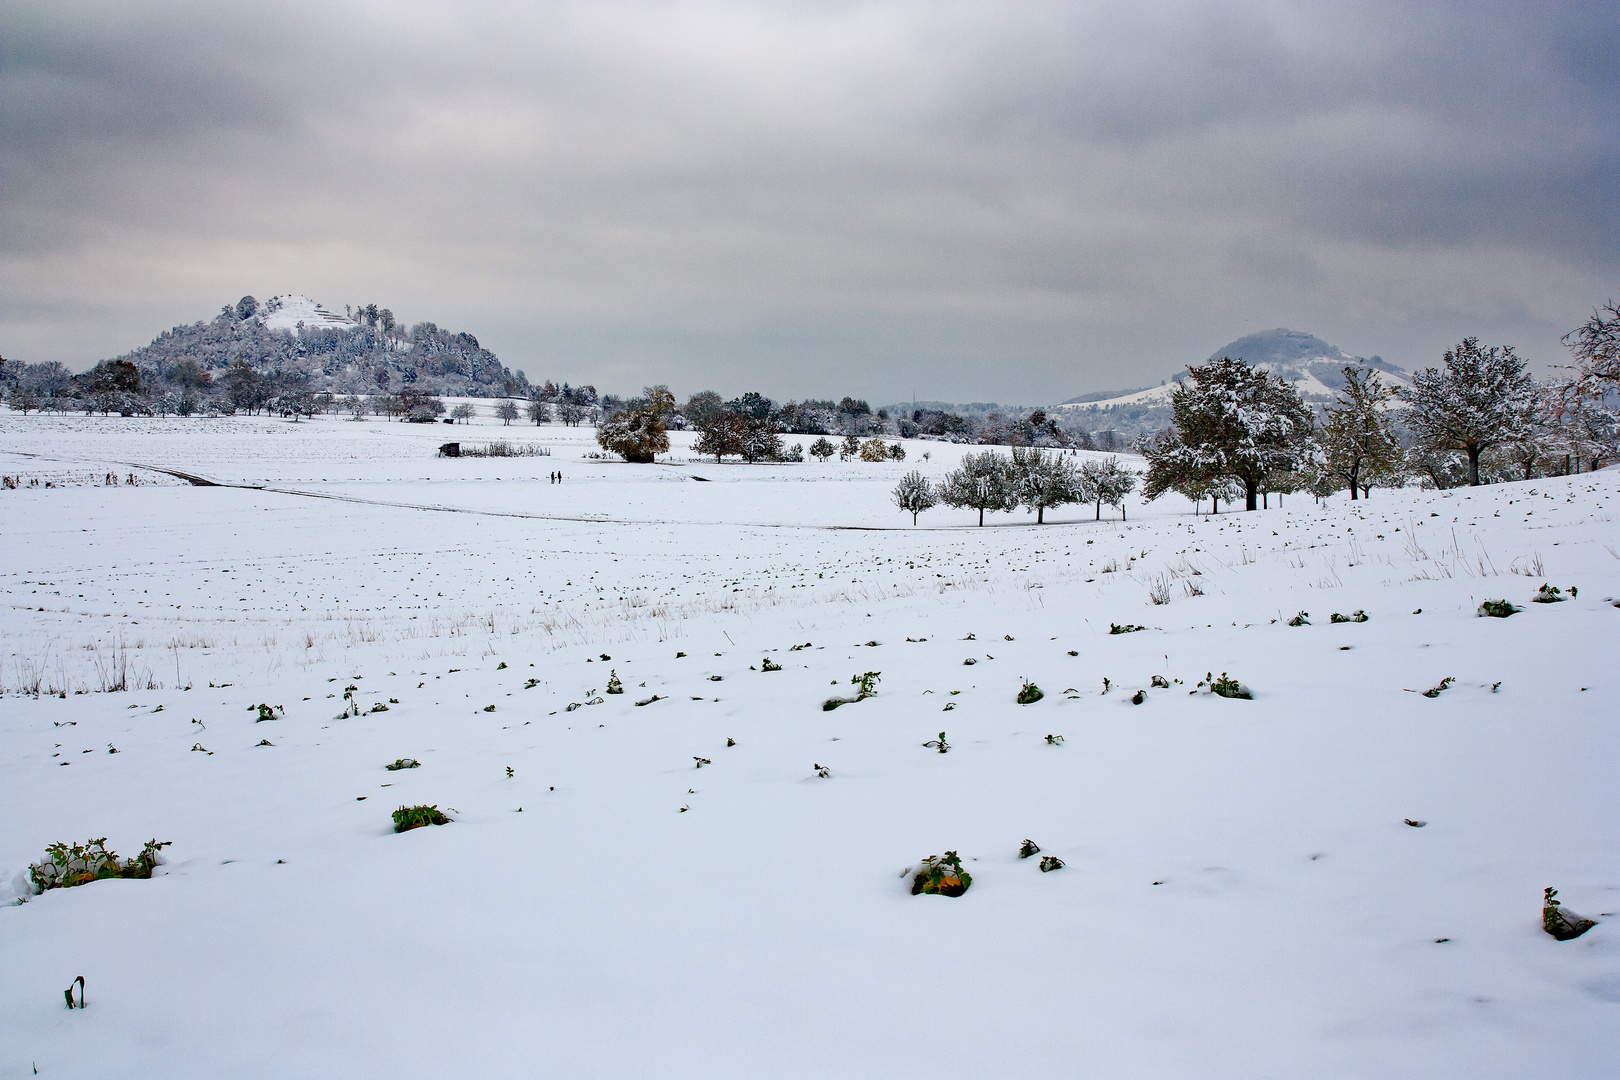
(106, 294), (529, 398)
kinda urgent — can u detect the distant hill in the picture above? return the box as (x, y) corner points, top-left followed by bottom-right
(1053, 328), (1409, 439)
(104, 294), (530, 397)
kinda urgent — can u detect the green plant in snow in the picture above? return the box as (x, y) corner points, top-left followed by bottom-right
(1151, 675), (1170, 688)
(923, 731), (950, 753)
(1017, 681), (1044, 704)
(1019, 839), (1041, 859)
(1532, 584), (1567, 603)
(1543, 887), (1598, 940)
(384, 758), (421, 771)
(1044, 734), (1064, 745)
(823, 671), (880, 711)
(1287, 611), (1310, 627)
(392, 805), (451, 833)
(1421, 677), (1455, 698)
(1109, 623), (1145, 635)
(760, 657), (782, 672)
(1197, 672), (1251, 699)
(605, 670), (624, 694)
(910, 851), (971, 896)
(29, 838), (172, 893)
(1038, 855), (1065, 872)
(1477, 599), (1520, 618)
(252, 703), (282, 722)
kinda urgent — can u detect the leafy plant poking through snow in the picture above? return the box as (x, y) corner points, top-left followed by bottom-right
(824, 671), (880, 711)
(385, 758), (420, 771)
(911, 851), (972, 897)
(1110, 623), (1145, 635)
(924, 731), (950, 753)
(605, 670), (624, 694)
(1197, 672), (1252, 699)
(1543, 887), (1598, 940)
(29, 838), (172, 893)
(392, 805), (451, 833)
(760, 657), (782, 672)
(1017, 681), (1044, 704)
(1019, 839), (1041, 859)
(1151, 675), (1170, 689)
(1038, 856), (1065, 872)
(1532, 584), (1570, 604)
(1288, 611), (1310, 627)
(1045, 734), (1064, 745)
(693, 757), (711, 768)
(1330, 611), (1369, 623)
(813, 763), (831, 778)
(253, 703), (282, 722)
(64, 975), (85, 1010)
(1421, 677), (1455, 698)
(1477, 599), (1520, 618)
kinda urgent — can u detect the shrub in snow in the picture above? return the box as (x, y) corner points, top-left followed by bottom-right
(824, 671), (880, 711)
(1109, 623), (1145, 635)
(1287, 611), (1310, 627)
(1532, 584), (1569, 603)
(1543, 888), (1597, 940)
(252, 703), (282, 722)
(1019, 839), (1041, 859)
(393, 805), (451, 833)
(1197, 672), (1251, 699)
(760, 657), (782, 671)
(1421, 677), (1455, 698)
(385, 758), (420, 771)
(605, 670), (624, 694)
(1329, 611), (1369, 623)
(29, 838), (171, 893)
(1477, 599), (1520, 618)
(910, 852), (971, 897)
(1017, 681), (1044, 704)
(1038, 856), (1065, 872)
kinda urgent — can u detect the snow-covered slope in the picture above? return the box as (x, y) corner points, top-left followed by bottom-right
(1, 412), (1615, 1079)
(255, 294), (355, 331)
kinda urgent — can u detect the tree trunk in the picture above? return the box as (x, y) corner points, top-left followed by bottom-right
(978, 505), (985, 526)
(1037, 506), (1044, 524)
(1096, 498), (1102, 520)
(1245, 480), (1258, 511)
(1349, 463), (1359, 499)
(1467, 445), (1482, 486)
(1211, 495), (1217, 515)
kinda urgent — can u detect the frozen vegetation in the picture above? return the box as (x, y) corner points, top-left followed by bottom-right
(1, 408), (1616, 1078)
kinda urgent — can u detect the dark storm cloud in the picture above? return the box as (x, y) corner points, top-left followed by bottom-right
(2, 1), (1615, 401)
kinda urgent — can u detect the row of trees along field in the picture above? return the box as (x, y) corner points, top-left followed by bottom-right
(1140, 325), (1618, 513)
(893, 450), (1137, 526)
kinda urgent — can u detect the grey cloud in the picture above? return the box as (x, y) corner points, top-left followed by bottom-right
(2, 1), (1615, 403)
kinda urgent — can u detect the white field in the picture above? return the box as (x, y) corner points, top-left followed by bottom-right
(1, 408), (1617, 1079)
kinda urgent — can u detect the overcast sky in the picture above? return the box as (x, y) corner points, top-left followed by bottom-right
(3, 1), (1615, 403)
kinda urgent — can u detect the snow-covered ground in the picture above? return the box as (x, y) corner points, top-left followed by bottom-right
(2, 410), (1616, 1078)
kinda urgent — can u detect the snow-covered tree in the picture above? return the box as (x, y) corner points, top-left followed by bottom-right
(1322, 367), (1404, 499)
(1397, 337), (1535, 486)
(596, 403), (669, 463)
(939, 451), (1017, 526)
(695, 411), (747, 463)
(1010, 447), (1082, 524)
(892, 470), (936, 524)
(1080, 455), (1137, 520)
(526, 398), (549, 425)
(1563, 298), (1619, 393)
(808, 437), (835, 462)
(1142, 358), (1313, 511)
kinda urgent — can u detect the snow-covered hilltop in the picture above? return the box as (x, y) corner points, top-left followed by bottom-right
(253, 294), (356, 332)
(1054, 328), (1410, 439)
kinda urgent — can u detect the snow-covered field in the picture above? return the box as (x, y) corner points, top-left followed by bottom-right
(2, 410), (1616, 1078)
